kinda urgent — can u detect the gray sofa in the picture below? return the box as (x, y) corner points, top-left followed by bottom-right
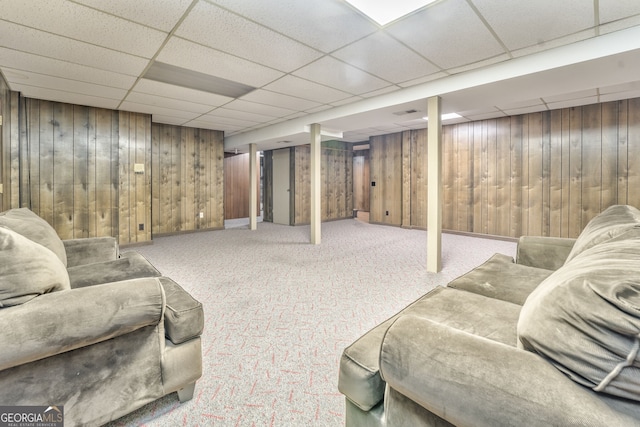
(339, 204), (640, 426)
(0, 208), (204, 426)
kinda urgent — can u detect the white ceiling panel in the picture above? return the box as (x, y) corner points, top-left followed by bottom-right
(239, 90), (322, 112)
(124, 92), (214, 114)
(600, 89), (640, 103)
(332, 32), (439, 83)
(151, 115), (190, 126)
(9, 84), (120, 110)
(599, 0), (640, 24)
(471, 0), (593, 51)
(263, 75), (352, 104)
(0, 21), (149, 75)
(509, 29), (595, 59)
(194, 113), (263, 127)
(502, 105), (548, 116)
(386, 0), (504, 69)
(132, 79), (234, 107)
(185, 119), (242, 131)
(293, 56), (389, 95)
(1, 0), (167, 58)
(120, 101), (201, 120)
(73, 0), (193, 32)
(542, 89), (598, 104)
(176, 2), (323, 72)
(546, 96), (600, 110)
(222, 99), (297, 118)
(206, 107), (274, 123)
(0, 48), (136, 89)
(207, 0), (378, 53)
(3, 69), (127, 100)
(157, 37), (284, 87)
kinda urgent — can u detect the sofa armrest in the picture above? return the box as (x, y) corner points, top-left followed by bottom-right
(63, 237), (119, 267)
(515, 236), (575, 270)
(380, 315), (639, 427)
(0, 277), (164, 371)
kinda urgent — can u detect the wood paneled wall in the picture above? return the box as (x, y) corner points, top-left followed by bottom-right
(151, 123), (224, 234)
(369, 133), (403, 226)
(0, 74), (12, 212)
(224, 152), (259, 219)
(290, 141), (353, 224)
(353, 150), (370, 212)
(369, 99), (640, 238)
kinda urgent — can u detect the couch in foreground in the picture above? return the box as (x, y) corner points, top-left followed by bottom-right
(339, 204), (640, 426)
(0, 208), (204, 426)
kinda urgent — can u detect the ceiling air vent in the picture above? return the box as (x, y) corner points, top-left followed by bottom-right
(392, 109), (419, 116)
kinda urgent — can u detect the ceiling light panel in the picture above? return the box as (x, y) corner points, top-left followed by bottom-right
(0, 21), (149, 75)
(386, 0), (503, 69)
(176, 2), (323, 72)
(144, 61), (256, 99)
(2, 0), (167, 58)
(345, 0), (437, 26)
(293, 56), (389, 95)
(332, 32), (440, 83)
(207, 0), (378, 53)
(72, 0), (193, 32)
(157, 38), (284, 88)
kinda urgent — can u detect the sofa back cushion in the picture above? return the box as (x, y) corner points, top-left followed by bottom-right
(517, 235), (640, 401)
(0, 227), (70, 307)
(0, 208), (67, 266)
(564, 204), (640, 264)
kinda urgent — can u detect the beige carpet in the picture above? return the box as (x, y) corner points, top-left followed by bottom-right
(107, 219), (516, 426)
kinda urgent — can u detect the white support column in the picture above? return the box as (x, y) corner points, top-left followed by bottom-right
(249, 143), (258, 231)
(427, 96), (442, 272)
(310, 123), (321, 245)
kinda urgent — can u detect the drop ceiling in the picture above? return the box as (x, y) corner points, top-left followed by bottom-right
(2, 0), (640, 153)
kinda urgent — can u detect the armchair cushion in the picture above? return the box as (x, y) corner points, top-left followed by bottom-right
(159, 277), (204, 345)
(0, 208), (67, 266)
(0, 227), (70, 308)
(67, 252), (161, 289)
(518, 236), (640, 402)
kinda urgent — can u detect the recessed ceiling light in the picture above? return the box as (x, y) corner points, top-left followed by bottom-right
(345, 0), (437, 26)
(423, 113), (462, 121)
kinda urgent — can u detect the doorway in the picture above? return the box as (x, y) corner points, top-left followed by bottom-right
(272, 148), (290, 225)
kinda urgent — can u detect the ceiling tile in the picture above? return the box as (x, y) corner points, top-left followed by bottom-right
(1, 0), (167, 58)
(3, 69), (128, 100)
(397, 72), (449, 88)
(9, 84), (120, 110)
(133, 79), (233, 106)
(386, 0), (503, 69)
(600, 89), (640, 103)
(471, 0), (593, 51)
(333, 32), (439, 83)
(263, 75), (352, 104)
(185, 119), (242, 132)
(72, 0), (192, 32)
(598, 0), (640, 24)
(293, 56), (389, 95)
(0, 48), (136, 89)
(222, 99), (297, 118)
(206, 0), (378, 53)
(361, 86), (401, 98)
(509, 29), (595, 59)
(119, 101), (201, 120)
(157, 37), (284, 87)
(206, 107), (274, 124)
(497, 98), (544, 110)
(0, 21), (149, 75)
(542, 89), (598, 103)
(151, 115), (190, 126)
(502, 105), (548, 116)
(546, 96), (599, 110)
(124, 92), (214, 114)
(599, 14), (640, 35)
(600, 81), (640, 95)
(239, 90), (322, 112)
(176, 2), (323, 72)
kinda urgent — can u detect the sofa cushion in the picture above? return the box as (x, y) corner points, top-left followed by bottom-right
(159, 277), (204, 344)
(67, 251), (161, 289)
(0, 208), (67, 266)
(339, 286), (521, 411)
(0, 227), (70, 307)
(518, 235), (640, 401)
(564, 204), (640, 264)
(448, 253), (552, 305)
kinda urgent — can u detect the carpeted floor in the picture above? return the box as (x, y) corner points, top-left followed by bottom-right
(106, 218), (516, 426)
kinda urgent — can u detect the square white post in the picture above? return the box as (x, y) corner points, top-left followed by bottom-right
(249, 143), (258, 231)
(310, 123), (321, 244)
(427, 96), (442, 272)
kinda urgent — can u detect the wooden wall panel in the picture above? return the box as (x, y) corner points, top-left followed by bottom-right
(224, 153), (259, 219)
(410, 129), (427, 229)
(288, 141), (353, 225)
(352, 150), (370, 212)
(369, 133), (402, 226)
(151, 123), (224, 235)
(628, 98), (640, 209)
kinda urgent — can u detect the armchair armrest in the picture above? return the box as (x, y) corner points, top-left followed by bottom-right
(515, 236), (575, 270)
(63, 237), (119, 267)
(379, 315), (638, 427)
(0, 277), (164, 371)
